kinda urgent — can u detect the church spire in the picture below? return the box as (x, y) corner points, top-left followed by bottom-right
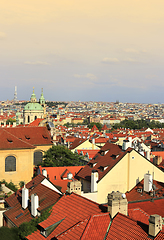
(30, 87), (37, 102)
(39, 88), (45, 105)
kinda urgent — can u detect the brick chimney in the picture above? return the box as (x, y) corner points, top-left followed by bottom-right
(107, 191), (128, 218)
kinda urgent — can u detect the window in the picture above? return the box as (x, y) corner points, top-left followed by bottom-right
(34, 151), (43, 166)
(28, 116), (30, 123)
(5, 156), (16, 172)
(35, 116), (37, 120)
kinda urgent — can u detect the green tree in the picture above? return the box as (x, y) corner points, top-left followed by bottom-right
(0, 227), (19, 240)
(40, 145), (85, 167)
(0, 180), (18, 192)
(88, 122), (102, 131)
(18, 207), (52, 239)
(6, 118), (16, 125)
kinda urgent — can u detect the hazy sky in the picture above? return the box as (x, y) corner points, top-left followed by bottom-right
(1, 1), (164, 103)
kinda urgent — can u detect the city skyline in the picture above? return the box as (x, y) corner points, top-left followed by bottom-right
(0, 1), (164, 103)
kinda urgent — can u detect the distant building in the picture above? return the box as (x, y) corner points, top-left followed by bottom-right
(13, 86), (17, 102)
(23, 88), (45, 124)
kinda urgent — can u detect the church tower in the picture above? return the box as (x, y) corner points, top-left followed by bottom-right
(30, 87), (37, 102)
(23, 88), (44, 124)
(39, 88), (45, 106)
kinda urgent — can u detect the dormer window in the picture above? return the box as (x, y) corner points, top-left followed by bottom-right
(25, 135), (30, 140)
(99, 165), (108, 172)
(111, 154), (119, 159)
(7, 138), (13, 143)
(42, 135), (48, 139)
(40, 219), (64, 238)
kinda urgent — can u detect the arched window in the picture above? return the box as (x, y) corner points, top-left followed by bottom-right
(5, 156), (16, 172)
(34, 151), (43, 166)
(35, 116), (37, 120)
(28, 116), (30, 123)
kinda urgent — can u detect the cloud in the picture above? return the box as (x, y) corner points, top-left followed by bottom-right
(102, 58), (119, 63)
(145, 74), (158, 79)
(123, 48), (139, 54)
(123, 48), (147, 54)
(24, 61), (50, 65)
(74, 73), (97, 80)
(123, 58), (138, 63)
(0, 32), (6, 39)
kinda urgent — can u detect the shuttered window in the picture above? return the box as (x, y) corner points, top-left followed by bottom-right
(34, 151), (43, 166)
(5, 156), (16, 172)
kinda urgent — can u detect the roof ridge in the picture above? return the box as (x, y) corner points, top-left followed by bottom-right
(56, 218), (89, 238)
(70, 192), (100, 207)
(81, 213), (110, 240)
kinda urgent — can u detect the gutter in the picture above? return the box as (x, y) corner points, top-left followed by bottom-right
(103, 218), (112, 240)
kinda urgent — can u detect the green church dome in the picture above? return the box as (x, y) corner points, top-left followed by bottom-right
(24, 102), (43, 111)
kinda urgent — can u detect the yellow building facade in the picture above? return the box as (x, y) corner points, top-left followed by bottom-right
(77, 144), (164, 204)
(0, 126), (52, 186)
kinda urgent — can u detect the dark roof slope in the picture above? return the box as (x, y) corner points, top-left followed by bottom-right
(4, 174), (61, 227)
(76, 142), (131, 182)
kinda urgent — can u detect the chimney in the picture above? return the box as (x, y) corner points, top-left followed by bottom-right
(146, 151), (150, 161)
(22, 185), (29, 209)
(91, 170), (98, 192)
(153, 156), (162, 165)
(144, 173), (152, 192)
(149, 214), (162, 237)
(92, 138), (95, 150)
(107, 191), (128, 218)
(42, 169), (47, 178)
(122, 140), (131, 151)
(31, 194), (39, 217)
(67, 180), (81, 195)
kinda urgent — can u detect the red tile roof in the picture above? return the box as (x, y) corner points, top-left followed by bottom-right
(4, 174), (61, 227)
(26, 193), (107, 240)
(69, 138), (87, 150)
(101, 124), (108, 131)
(38, 166), (83, 181)
(76, 142), (131, 182)
(91, 125), (98, 132)
(126, 179), (164, 202)
(128, 208), (150, 225)
(28, 118), (43, 126)
(128, 198), (164, 218)
(81, 213), (110, 240)
(76, 149), (99, 160)
(106, 212), (150, 239)
(0, 126), (52, 149)
(57, 213), (111, 240)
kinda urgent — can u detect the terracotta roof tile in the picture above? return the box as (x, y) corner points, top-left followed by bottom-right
(128, 198), (164, 218)
(0, 126), (52, 149)
(76, 142), (131, 182)
(106, 213), (149, 239)
(4, 174), (61, 227)
(126, 179), (164, 202)
(27, 193), (107, 239)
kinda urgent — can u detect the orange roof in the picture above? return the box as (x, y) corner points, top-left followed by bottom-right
(38, 166), (83, 182)
(28, 118), (43, 126)
(26, 193), (107, 239)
